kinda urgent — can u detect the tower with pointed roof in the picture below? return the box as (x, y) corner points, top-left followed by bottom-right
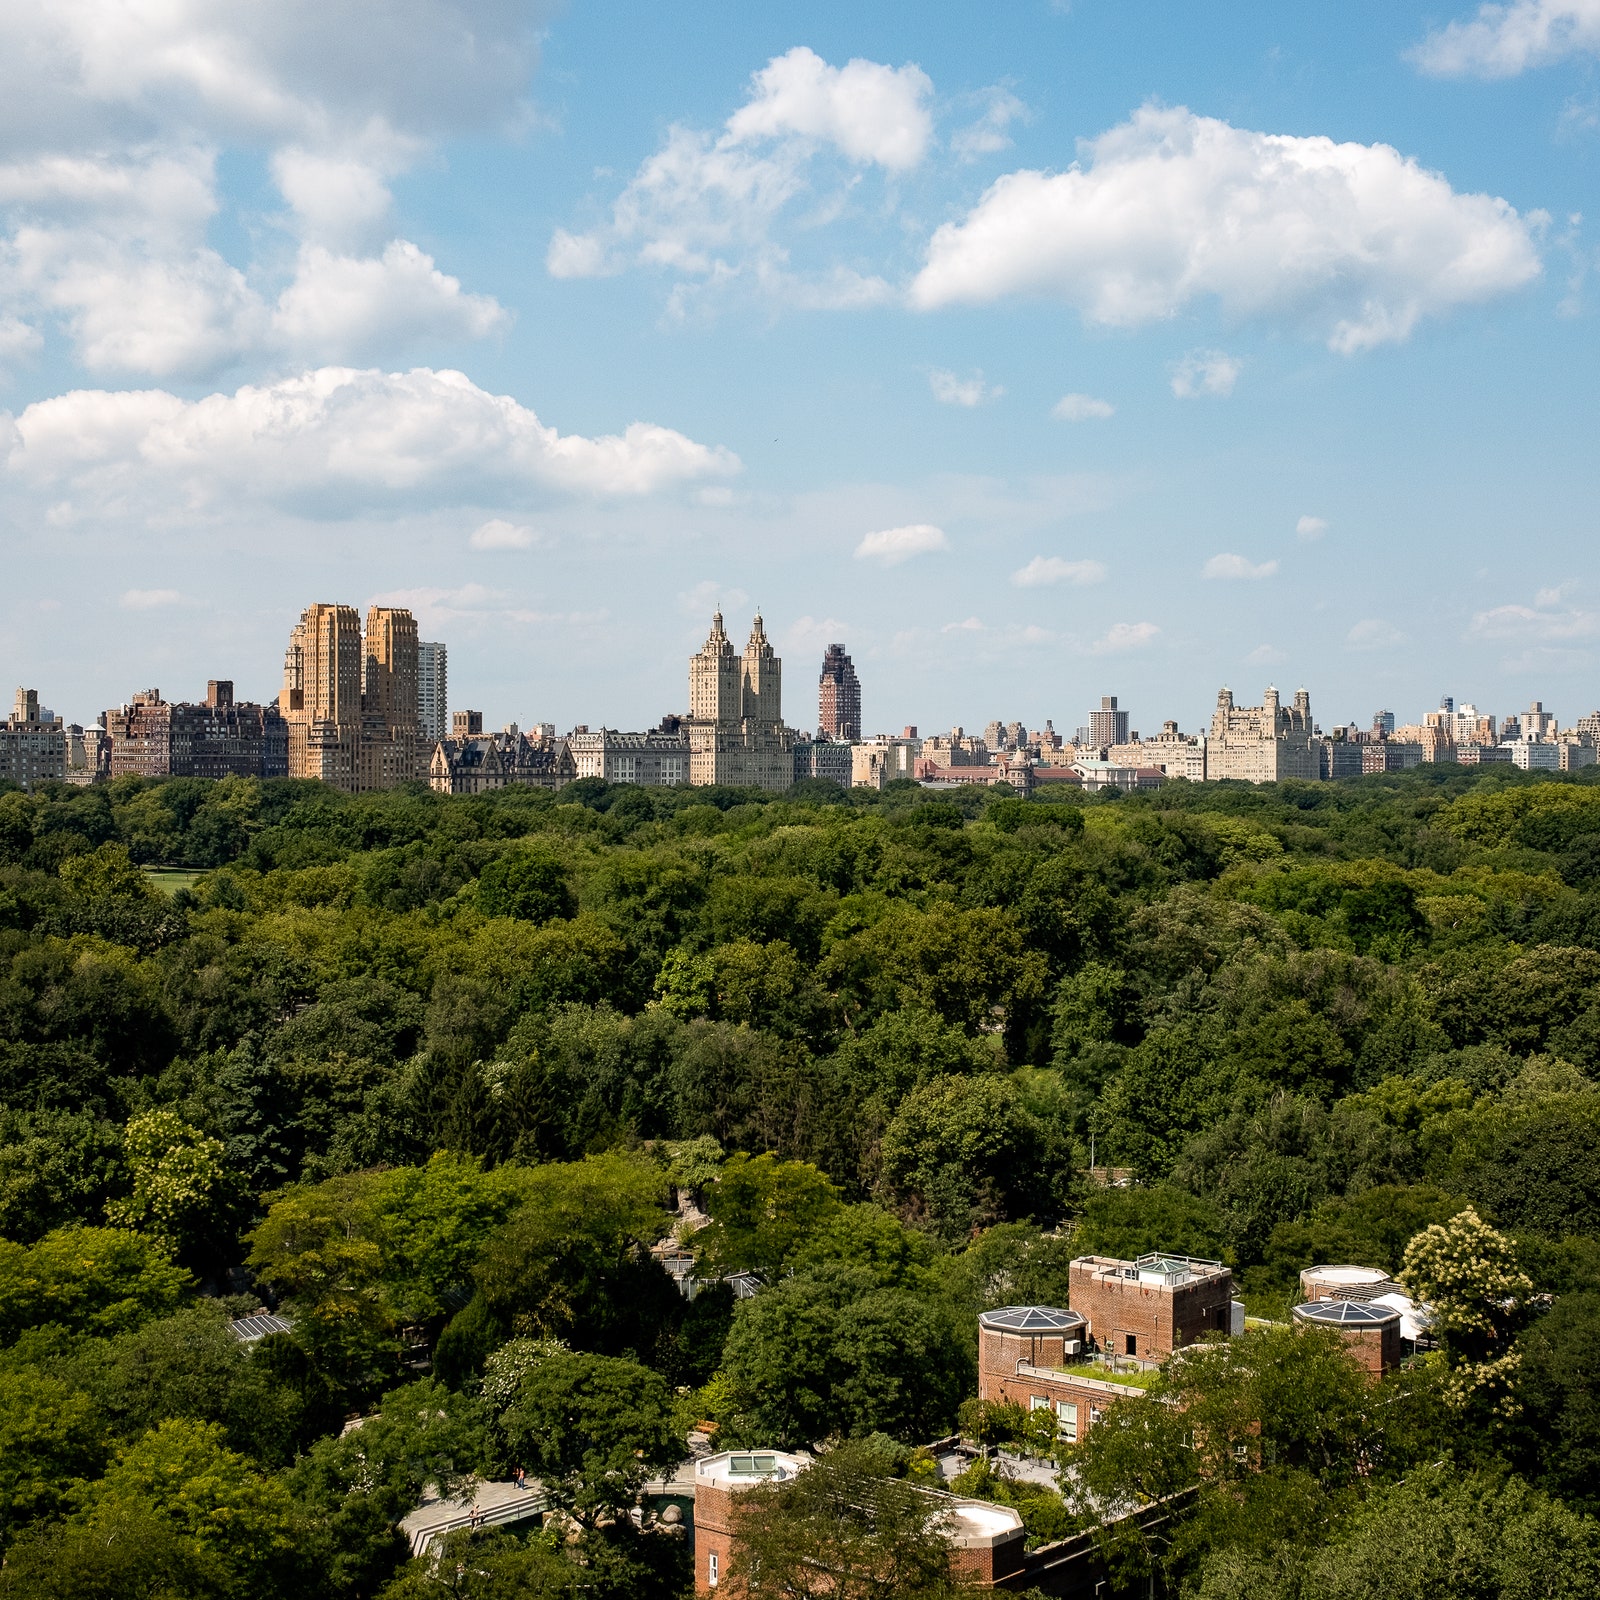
(687, 611), (795, 788)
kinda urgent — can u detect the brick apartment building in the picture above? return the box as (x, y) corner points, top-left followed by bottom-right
(691, 1450), (1025, 1593)
(1068, 1253), (1237, 1359)
(105, 682), (287, 780)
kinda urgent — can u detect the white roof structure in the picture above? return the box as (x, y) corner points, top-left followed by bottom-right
(978, 1306), (1086, 1334)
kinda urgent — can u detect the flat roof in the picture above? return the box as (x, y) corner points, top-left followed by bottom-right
(695, 1450), (808, 1488)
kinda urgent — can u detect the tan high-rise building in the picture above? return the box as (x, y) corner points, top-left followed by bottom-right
(1205, 685), (1320, 783)
(687, 611), (796, 789)
(282, 603), (424, 791)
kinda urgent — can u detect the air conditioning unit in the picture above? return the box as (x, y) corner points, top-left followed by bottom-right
(1062, 1339), (1081, 1357)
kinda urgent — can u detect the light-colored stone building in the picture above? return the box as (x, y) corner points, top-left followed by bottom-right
(686, 612), (796, 790)
(281, 603), (425, 791)
(1205, 686), (1320, 783)
(568, 727), (689, 786)
(851, 730), (923, 789)
(1108, 722), (1206, 780)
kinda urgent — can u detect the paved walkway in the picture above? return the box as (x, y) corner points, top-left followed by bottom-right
(400, 1479), (548, 1556)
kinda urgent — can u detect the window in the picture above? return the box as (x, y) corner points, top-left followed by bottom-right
(708, 1552), (718, 1587)
(1029, 1395), (1050, 1412)
(1056, 1401), (1078, 1442)
(1125, 1333), (1137, 1356)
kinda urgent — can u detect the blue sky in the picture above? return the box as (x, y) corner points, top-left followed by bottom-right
(4, 0), (1600, 739)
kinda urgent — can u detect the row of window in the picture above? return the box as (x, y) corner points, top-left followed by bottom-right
(1029, 1394), (1104, 1442)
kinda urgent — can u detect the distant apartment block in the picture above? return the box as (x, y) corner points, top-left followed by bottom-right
(429, 728), (576, 794)
(281, 603), (424, 791)
(687, 612), (797, 790)
(568, 727), (690, 786)
(1088, 695), (1130, 748)
(105, 681), (287, 780)
(2, 688), (67, 791)
(817, 643), (861, 742)
(417, 641), (448, 743)
(793, 734), (852, 787)
(853, 730), (922, 789)
(1206, 686), (1319, 783)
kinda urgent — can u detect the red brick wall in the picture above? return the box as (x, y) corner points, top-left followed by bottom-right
(1068, 1263), (1232, 1358)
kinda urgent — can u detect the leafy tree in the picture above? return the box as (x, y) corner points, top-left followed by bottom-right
(727, 1437), (970, 1600)
(0, 1366), (104, 1545)
(696, 1152), (841, 1279)
(1513, 1292), (1600, 1513)
(475, 847), (576, 924)
(1400, 1208), (1532, 1418)
(0, 1108), (124, 1241)
(880, 1074), (1057, 1240)
(499, 1350), (678, 1519)
(377, 1528), (586, 1600)
(0, 1225), (189, 1341)
(718, 1265), (969, 1445)
(72, 1418), (309, 1597)
(105, 1109), (238, 1260)
(1071, 1184), (1231, 1264)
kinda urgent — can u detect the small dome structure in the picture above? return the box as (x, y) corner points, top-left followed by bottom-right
(978, 1306), (1085, 1334)
(1293, 1299), (1400, 1329)
(1299, 1264), (1389, 1302)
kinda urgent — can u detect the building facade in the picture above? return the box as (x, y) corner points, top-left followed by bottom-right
(1206, 686), (1320, 783)
(687, 612), (796, 790)
(792, 735), (852, 787)
(1089, 696), (1130, 748)
(417, 641), (448, 744)
(429, 731), (576, 794)
(106, 682), (288, 781)
(817, 643), (861, 742)
(691, 1450), (1025, 1594)
(1, 689), (67, 790)
(282, 603), (424, 791)
(568, 727), (690, 786)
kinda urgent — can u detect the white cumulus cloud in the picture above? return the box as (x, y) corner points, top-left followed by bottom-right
(909, 104), (1541, 352)
(724, 47), (934, 170)
(929, 368), (1003, 406)
(1347, 618), (1407, 650)
(1012, 556), (1107, 587)
(855, 523), (949, 565)
(1052, 392), (1114, 420)
(547, 46), (927, 311)
(1470, 596), (1600, 639)
(1203, 552), (1278, 579)
(5, 366), (740, 512)
(120, 587), (180, 609)
(469, 518), (539, 550)
(1412, 0), (1600, 77)
(1172, 350), (1241, 398)
(1091, 621), (1160, 653)
(1296, 514), (1328, 541)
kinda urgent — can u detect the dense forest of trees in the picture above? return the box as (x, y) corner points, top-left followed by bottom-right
(2, 765), (1600, 1596)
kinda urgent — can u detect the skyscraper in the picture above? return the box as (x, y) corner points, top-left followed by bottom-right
(1089, 695), (1129, 748)
(818, 643), (861, 741)
(418, 641), (448, 743)
(281, 602), (423, 790)
(687, 611), (795, 788)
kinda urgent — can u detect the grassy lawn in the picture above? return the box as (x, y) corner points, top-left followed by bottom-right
(143, 867), (205, 897)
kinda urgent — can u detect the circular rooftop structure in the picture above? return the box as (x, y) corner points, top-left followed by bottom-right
(1293, 1299), (1401, 1329)
(978, 1306), (1085, 1335)
(1299, 1264), (1389, 1299)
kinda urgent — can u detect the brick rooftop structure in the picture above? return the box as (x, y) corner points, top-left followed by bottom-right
(690, 1450), (1025, 1593)
(1291, 1298), (1403, 1377)
(1068, 1253), (1236, 1360)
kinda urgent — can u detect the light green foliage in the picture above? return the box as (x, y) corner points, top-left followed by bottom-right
(0, 1366), (104, 1542)
(0, 1225), (189, 1341)
(106, 1109), (236, 1255)
(378, 1528), (586, 1600)
(499, 1350), (678, 1518)
(75, 1418), (307, 1590)
(59, 842), (158, 902)
(696, 1152), (841, 1278)
(1071, 1183), (1231, 1263)
(1401, 1207), (1532, 1416)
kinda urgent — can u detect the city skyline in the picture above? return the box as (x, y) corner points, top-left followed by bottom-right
(5, 4), (1600, 729)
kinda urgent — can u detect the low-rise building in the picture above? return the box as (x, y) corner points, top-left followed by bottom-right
(1068, 1252), (1237, 1359)
(1073, 759), (1166, 794)
(1509, 738), (1561, 772)
(852, 731), (922, 789)
(1291, 1299), (1402, 1378)
(792, 734), (852, 787)
(691, 1449), (1026, 1593)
